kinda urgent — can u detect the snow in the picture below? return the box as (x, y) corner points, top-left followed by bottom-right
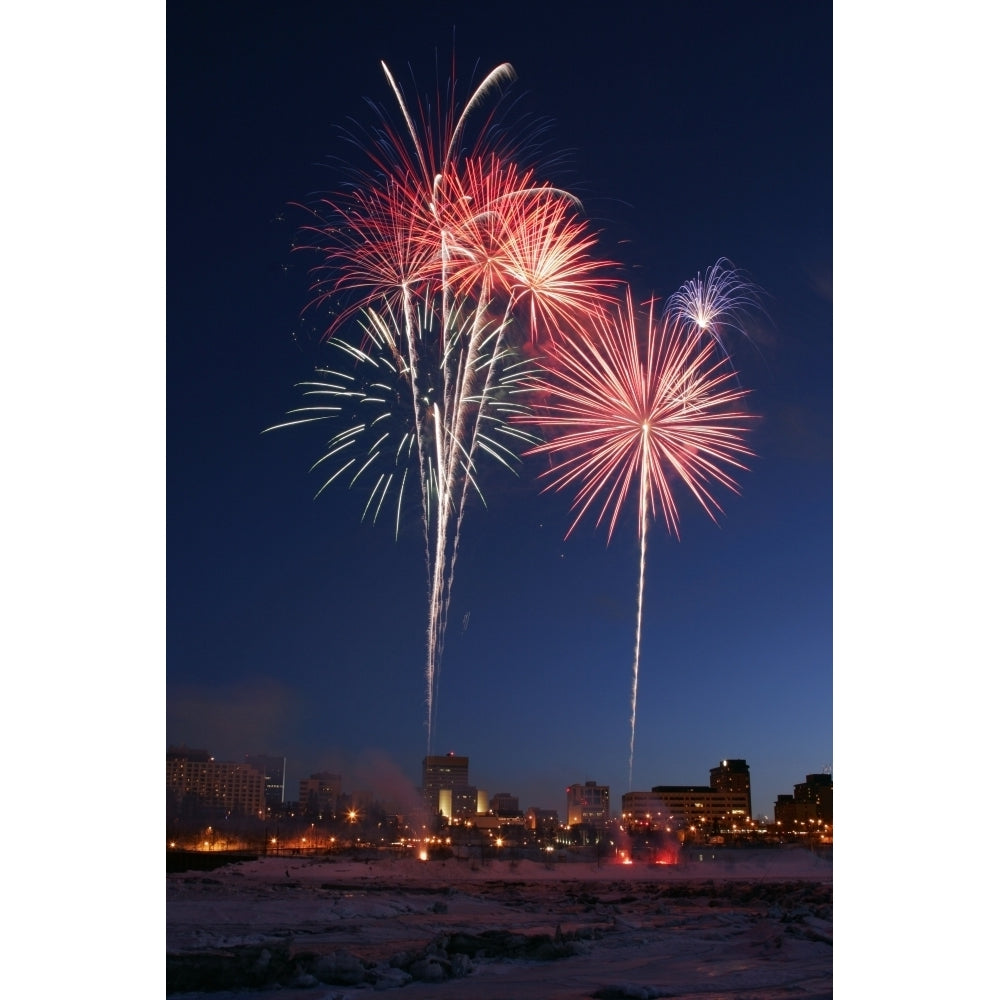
(167, 849), (832, 999)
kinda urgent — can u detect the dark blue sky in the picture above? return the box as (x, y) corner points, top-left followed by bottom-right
(168, 0), (832, 818)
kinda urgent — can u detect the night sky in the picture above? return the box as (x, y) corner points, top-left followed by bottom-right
(167, 0), (832, 819)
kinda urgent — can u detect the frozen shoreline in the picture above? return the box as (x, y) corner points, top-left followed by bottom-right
(168, 849), (832, 999)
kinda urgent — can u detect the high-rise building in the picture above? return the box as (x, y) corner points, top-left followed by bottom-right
(774, 772), (833, 827)
(794, 773), (832, 822)
(566, 781), (610, 826)
(298, 772), (342, 815)
(166, 746), (265, 815)
(244, 754), (286, 808)
(421, 752), (471, 818)
(710, 758), (752, 820)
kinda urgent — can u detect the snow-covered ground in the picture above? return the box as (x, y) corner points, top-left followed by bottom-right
(167, 848), (832, 999)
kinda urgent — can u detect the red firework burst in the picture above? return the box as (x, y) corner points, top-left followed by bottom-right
(298, 63), (616, 344)
(438, 157), (618, 340)
(522, 289), (754, 542)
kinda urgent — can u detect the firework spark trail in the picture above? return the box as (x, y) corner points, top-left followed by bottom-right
(630, 435), (649, 788)
(269, 59), (617, 754)
(518, 289), (755, 789)
(269, 296), (534, 750)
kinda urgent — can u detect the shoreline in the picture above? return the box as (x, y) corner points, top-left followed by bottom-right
(168, 850), (832, 999)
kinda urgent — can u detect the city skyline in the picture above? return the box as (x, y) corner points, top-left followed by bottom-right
(167, 742), (821, 824)
(168, 2), (832, 822)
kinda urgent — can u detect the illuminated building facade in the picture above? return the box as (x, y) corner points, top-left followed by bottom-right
(566, 781), (610, 826)
(422, 753), (474, 819)
(436, 784), (479, 820)
(621, 786), (750, 829)
(621, 759), (752, 830)
(709, 758), (752, 820)
(166, 747), (266, 815)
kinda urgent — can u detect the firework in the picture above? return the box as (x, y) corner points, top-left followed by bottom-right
(270, 60), (617, 752)
(519, 287), (754, 788)
(665, 257), (763, 349)
(267, 293), (536, 536)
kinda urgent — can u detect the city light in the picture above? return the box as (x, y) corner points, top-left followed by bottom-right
(167, 749), (830, 856)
